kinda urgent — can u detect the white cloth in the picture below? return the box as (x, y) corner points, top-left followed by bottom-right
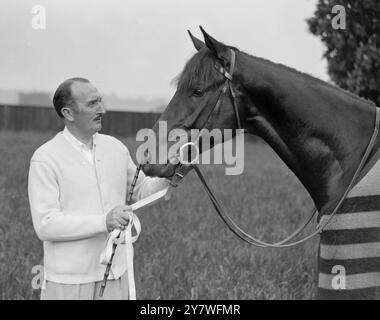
(100, 213), (141, 300)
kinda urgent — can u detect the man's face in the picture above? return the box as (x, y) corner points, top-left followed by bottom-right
(69, 82), (106, 135)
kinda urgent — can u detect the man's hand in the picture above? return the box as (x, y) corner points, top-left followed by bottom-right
(106, 205), (133, 232)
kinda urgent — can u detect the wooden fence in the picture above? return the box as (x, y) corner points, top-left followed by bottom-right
(0, 105), (160, 137)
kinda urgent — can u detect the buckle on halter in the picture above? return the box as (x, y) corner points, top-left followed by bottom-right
(169, 161), (194, 188)
(170, 168), (185, 188)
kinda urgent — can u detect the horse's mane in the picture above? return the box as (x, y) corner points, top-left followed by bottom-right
(249, 53), (376, 107)
(175, 44), (376, 108)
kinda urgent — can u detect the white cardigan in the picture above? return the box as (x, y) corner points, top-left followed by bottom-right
(28, 131), (169, 284)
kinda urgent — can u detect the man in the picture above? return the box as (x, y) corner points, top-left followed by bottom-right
(28, 77), (169, 300)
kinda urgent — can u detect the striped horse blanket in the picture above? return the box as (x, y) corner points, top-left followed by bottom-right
(318, 158), (380, 299)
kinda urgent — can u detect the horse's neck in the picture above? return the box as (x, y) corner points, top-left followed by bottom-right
(239, 55), (376, 211)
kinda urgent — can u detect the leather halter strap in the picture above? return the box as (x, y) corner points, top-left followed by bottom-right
(193, 108), (380, 248)
(214, 49), (242, 129)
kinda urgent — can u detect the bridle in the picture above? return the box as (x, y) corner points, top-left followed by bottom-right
(214, 49), (242, 129)
(176, 48), (380, 248)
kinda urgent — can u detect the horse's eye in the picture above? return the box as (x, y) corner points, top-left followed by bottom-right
(192, 88), (204, 97)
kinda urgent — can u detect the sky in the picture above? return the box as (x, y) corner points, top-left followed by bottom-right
(0, 0), (328, 102)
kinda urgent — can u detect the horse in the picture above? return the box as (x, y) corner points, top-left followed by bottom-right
(142, 27), (380, 299)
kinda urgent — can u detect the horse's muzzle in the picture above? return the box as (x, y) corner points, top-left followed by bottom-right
(141, 163), (177, 178)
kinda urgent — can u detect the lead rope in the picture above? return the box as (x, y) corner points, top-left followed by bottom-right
(99, 164), (142, 298)
(192, 107), (380, 248)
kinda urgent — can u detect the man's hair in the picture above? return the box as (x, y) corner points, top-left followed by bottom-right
(53, 77), (90, 118)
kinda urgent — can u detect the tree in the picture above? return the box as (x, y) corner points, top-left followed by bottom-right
(307, 0), (380, 106)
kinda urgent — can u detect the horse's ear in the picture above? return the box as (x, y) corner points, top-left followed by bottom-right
(199, 26), (227, 62)
(187, 30), (204, 51)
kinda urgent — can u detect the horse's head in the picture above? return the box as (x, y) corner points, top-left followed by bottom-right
(142, 27), (249, 178)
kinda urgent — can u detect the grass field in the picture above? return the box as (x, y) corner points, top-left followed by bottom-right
(0, 130), (319, 300)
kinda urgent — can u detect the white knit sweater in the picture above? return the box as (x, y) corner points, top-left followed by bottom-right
(28, 131), (169, 284)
